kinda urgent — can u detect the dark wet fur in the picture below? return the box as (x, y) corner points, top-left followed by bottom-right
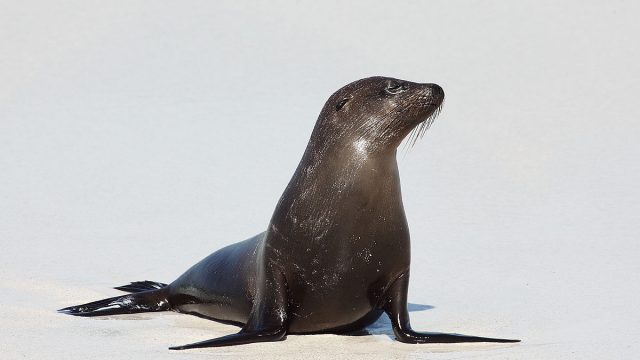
(59, 78), (519, 349)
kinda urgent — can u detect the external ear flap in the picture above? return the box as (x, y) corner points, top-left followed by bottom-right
(336, 96), (352, 111)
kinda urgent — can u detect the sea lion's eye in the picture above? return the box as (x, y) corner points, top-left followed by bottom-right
(385, 82), (408, 95)
(336, 96), (352, 111)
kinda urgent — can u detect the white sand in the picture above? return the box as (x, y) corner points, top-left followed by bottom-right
(2, 1), (639, 359)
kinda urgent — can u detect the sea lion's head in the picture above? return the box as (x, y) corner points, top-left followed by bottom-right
(314, 76), (444, 154)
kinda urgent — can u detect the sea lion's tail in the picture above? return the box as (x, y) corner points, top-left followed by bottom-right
(58, 281), (170, 317)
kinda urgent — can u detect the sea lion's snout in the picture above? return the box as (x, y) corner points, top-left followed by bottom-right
(427, 83), (445, 104)
(420, 83), (444, 106)
(396, 81), (445, 146)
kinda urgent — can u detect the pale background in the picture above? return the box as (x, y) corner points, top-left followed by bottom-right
(1, 1), (639, 359)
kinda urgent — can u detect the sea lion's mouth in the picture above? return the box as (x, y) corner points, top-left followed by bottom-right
(404, 100), (443, 148)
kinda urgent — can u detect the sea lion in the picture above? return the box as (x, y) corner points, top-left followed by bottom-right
(59, 76), (519, 349)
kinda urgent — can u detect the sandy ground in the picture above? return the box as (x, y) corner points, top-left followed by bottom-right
(2, 1), (639, 359)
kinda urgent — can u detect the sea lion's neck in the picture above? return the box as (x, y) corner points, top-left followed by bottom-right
(270, 141), (403, 231)
(296, 140), (399, 194)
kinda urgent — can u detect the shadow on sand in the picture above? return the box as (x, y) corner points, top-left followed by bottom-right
(343, 303), (434, 337)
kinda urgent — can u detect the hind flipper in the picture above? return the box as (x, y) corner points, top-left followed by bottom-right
(59, 288), (170, 317)
(384, 272), (520, 344)
(114, 280), (168, 293)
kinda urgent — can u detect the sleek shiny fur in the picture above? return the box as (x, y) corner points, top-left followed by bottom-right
(60, 77), (519, 349)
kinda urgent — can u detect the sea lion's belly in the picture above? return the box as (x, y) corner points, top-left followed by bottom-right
(284, 253), (405, 333)
(287, 291), (381, 333)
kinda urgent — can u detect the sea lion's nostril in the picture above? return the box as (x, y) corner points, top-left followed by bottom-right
(429, 84), (444, 100)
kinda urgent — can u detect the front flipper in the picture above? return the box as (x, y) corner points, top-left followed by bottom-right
(170, 260), (289, 350)
(383, 272), (520, 344)
(169, 328), (286, 350)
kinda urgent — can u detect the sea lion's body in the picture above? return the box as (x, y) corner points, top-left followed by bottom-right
(170, 102), (410, 333)
(169, 228), (396, 334)
(61, 77), (519, 349)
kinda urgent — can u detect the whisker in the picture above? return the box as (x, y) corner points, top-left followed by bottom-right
(402, 99), (444, 151)
(401, 126), (418, 154)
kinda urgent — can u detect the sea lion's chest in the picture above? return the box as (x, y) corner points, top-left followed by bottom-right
(266, 177), (410, 332)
